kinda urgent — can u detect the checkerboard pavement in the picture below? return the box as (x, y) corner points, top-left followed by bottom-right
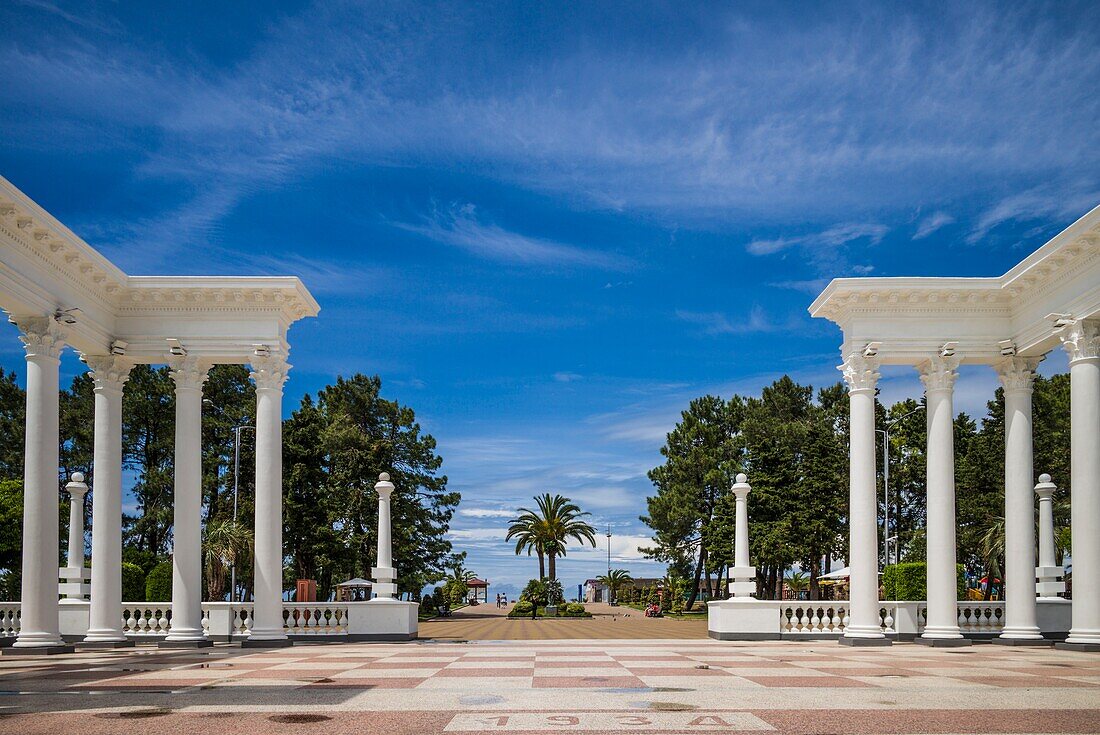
(1, 639), (1098, 733)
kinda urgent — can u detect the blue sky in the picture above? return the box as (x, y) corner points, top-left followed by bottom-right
(1, 1), (1098, 597)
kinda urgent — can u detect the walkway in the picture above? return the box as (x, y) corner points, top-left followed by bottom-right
(0, 639), (1097, 733)
(419, 602), (708, 640)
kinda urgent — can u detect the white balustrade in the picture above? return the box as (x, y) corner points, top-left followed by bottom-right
(0, 603), (19, 638)
(780, 604), (849, 634)
(956, 602), (1004, 634)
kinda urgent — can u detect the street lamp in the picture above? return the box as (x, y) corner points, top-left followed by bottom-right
(875, 405), (924, 569)
(606, 525), (612, 605)
(203, 399), (253, 602)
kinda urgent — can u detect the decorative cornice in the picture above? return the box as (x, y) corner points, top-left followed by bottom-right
(917, 354), (961, 393)
(169, 357), (210, 391)
(83, 354), (135, 393)
(995, 356), (1042, 393)
(839, 353), (880, 393)
(10, 315), (65, 360)
(1059, 318), (1100, 364)
(250, 355), (291, 392)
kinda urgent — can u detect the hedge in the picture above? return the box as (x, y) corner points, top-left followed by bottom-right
(122, 562), (146, 602)
(882, 562), (966, 601)
(145, 560), (173, 602)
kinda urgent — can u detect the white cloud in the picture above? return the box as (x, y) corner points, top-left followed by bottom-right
(746, 223), (889, 256)
(457, 508), (517, 519)
(967, 185), (1100, 244)
(553, 372), (583, 383)
(913, 211), (955, 239)
(675, 304), (773, 335)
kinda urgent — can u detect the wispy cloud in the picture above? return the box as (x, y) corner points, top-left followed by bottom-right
(457, 508), (517, 519)
(967, 185), (1100, 244)
(747, 223), (889, 256)
(553, 372), (583, 383)
(914, 211), (955, 240)
(675, 304), (774, 335)
(393, 203), (631, 270)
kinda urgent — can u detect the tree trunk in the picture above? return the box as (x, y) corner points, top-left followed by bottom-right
(684, 546), (706, 611)
(538, 552), (545, 580)
(809, 557), (820, 601)
(548, 553), (556, 581)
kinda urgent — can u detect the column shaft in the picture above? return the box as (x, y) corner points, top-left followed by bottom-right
(920, 355), (963, 640)
(84, 357), (131, 642)
(1063, 321), (1100, 645)
(841, 353), (885, 641)
(249, 358), (289, 641)
(998, 357), (1042, 639)
(165, 359), (207, 641)
(13, 318), (65, 648)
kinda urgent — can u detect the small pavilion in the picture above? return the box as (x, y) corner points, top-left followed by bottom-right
(467, 578), (489, 603)
(810, 203), (1099, 650)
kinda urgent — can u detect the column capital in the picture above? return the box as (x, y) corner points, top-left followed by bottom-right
(1058, 318), (1100, 364)
(730, 473), (751, 499)
(250, 355), (290, 392)
(839, 353), (880, 393)
(375, 472), (395, 498)
(64, 472), (89, 499)
(10, 315), (65, 361)
(1034, 473), (1057, 501)
(83, 354), (135, 394)
(169, 357), (210, 391)
(995, 355), (1042, 394)
(918, 354), (960, 393)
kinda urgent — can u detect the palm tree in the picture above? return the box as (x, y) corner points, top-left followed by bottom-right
(596, 569), (633, 604)
(784, 570), (809, 598)
(203, 517), (254, 601)
(507, 494), (597, 581)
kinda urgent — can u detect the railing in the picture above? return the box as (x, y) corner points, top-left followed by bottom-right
(779, 600), (1005, 636)
(209, 603), (350, 637)
(0, 603), (19, 638)
(123, 604), (173, 636)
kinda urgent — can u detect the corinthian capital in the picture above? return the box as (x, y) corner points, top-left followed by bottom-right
(995, 355), (1041, 393)
(1059, 319), (1100, 364)
(83, 354), (135, 393)
(917, 354), (961, 393)
(10, 315), (65, 360)
(839, 352), (880, 393)
(169, 357), (210, 391)
(250, 355), (290, 392)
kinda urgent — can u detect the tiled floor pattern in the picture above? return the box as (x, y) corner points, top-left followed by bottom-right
(1, 639), (1098, 733)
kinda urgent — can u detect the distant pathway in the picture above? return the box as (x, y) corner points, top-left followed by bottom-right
(418, 602), (708, 640)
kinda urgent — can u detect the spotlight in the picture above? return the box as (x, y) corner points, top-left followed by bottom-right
(52, 307), (79, 325)
(998, 339), (1016, 357)
(862, 341), (881, 358)
(110, 339), (128, 356)
(167, 338), (187, 357)
(252, 344), (270, 357)
(940, 341), (958, 358)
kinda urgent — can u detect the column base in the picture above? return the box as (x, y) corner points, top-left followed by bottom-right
(993, 637), (1052, 647)
(241, 637), (294, 649)
(1055, 641), (1100, 652)
(78, 639), (136, 649)
(839, 636), (892, 647)
(916, 636), (971, 648)
(2, 644), (75, 656)
(157, 639), (214, 649)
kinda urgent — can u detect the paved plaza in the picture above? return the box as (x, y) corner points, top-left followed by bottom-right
(419, 603), (708, 640)
(0, 639), (1098, 734)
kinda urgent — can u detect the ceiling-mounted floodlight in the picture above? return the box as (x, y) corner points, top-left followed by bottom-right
(940, 341), (958, 358)
(167, 338), (187, 357)
(1046, 312), (1075, 329)
(110, 339), (128, 356)
(862, 341), (881, 358)
(53, 307), (80, 325)
(252, 344), (270, 357)
(998, 339), (1016, 357)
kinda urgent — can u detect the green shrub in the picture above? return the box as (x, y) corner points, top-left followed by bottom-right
(122, 562), (146, 602)
(510, 600), (534, 616)
(882, 562), (966, 600)
(145, 560), (173, 602)
(566, 602), (586, 614)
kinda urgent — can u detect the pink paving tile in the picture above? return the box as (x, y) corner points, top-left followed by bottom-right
(305, 677), (424, 689)
(742, 675), (874, 688)
(611, 654), (690, 661)
(701, 659), (800, 668)
(532, 675), (647, 688)
(622, 666), (733, 676)
(359, 660), (450, 669)
(434, 667), (536, 677)
(532, 660), (616, 669)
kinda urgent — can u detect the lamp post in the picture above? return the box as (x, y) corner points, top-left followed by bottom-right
(229, 424), (254, 602)
(875, 405), (924, 569)
(606, 525), (612, 604)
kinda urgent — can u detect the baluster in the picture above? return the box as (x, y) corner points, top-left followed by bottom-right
(809, 607), (821, 632)
(243, 606), (254, 633)
(201, 607), (210, 634)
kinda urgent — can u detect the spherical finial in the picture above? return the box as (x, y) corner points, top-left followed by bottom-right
(71, 472), (85, 483)
(379, 472), (390, 482)
(736, 473), (748, 484)
(1039, 473), (1051, 483)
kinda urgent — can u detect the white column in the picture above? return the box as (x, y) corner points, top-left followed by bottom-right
(11, 316), (67, 650)
(1060, 319), (1100, 648)
(371, 473), (398, 599)
(839, 352), (889, 644)
(728, 474), (755, 597)
(83, 356), (133, 644)
(996, 356), (1044, 641)
(60, 473), (89, 602)
(919, 354), (966, 644)
(163, 357), (209, 644)
(1034, 474), (1065, 599)
(246, 356), (290, 644)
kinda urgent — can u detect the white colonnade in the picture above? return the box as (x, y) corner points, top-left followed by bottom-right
(813, 204), (1100, 650)
(0, 176), (319, 654)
